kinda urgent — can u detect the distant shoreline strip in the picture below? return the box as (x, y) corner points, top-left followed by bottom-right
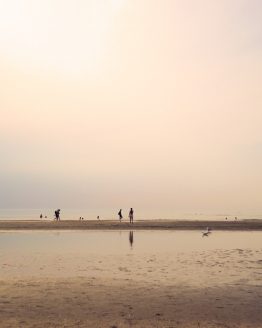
(0, 220), (262, 231)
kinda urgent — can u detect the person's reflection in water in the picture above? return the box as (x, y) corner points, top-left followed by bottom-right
(129, 231), (134, 249)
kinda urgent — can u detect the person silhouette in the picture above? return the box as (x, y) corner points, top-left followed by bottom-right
(129, 208), (134, 224)
(118, 209), (123, 222)
(54, 209), (61, 221)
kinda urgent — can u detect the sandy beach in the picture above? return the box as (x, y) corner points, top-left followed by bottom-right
(1, 277), (261, 328)
(0, 219), (262, 230)
(1, 229), (262, 327)
(2, 0), (262, 326)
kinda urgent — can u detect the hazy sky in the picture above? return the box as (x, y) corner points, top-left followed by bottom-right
(0, 0), (262, 216)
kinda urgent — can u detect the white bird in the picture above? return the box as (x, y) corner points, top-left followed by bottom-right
(202, 227), (212, 237)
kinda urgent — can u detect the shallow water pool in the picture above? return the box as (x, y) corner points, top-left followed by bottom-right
(0, 230), (261, 286)
(0, 230), (261, 253)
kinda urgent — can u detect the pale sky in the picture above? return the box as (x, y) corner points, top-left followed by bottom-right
(0, 0), (262, 216)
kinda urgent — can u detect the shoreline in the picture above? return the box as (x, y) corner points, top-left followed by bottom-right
(0, 219), (262, 230)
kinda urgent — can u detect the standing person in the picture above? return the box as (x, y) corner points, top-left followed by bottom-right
(40, 214), (43, 219)
(129, 208), (134, 224)
(118, 209), (123, 222)
(54, 209), (61, 221)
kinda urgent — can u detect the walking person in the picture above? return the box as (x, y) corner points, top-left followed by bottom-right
(129, 208), (134, 224)
(54, 209), (61, 221)
(118, 209), (123, 222)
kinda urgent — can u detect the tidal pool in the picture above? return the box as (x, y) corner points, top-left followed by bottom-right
(0, 230), (261, 287)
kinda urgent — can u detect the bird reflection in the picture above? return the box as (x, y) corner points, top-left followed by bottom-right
(129, 231), (134, 249)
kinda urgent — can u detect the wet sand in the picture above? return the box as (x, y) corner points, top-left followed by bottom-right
(1, 278), (261, 328)
(1, 229), (262, 327)
(0, 219), (262, 230)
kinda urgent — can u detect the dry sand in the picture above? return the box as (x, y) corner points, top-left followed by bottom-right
(0, 219), (262, 230)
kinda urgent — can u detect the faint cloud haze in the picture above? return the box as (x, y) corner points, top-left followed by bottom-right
(0, 0), (262, 216)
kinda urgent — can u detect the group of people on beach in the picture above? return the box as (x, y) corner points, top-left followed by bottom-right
(118, 208), (134, 224)
(225, 216), (238, 221)
(49, 208), (134, 222)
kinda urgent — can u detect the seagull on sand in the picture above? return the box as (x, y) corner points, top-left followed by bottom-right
(202, 227), (212, 237)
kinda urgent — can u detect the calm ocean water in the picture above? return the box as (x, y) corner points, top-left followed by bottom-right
(0, 209), (260, 221)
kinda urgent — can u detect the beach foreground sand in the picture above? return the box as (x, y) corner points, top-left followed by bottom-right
(1, 277), (261, 328)
(0, 219), (262, 230)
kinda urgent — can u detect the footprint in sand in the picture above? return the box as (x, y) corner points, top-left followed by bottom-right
(118, 267), (130, 272)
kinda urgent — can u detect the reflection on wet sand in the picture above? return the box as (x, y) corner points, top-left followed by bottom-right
(129, 230), (134, 249)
